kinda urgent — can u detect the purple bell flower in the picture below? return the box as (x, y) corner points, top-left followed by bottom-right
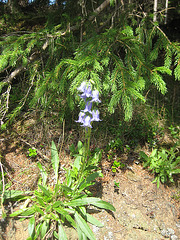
(91, 109), (101, 122)
(76, 82), (101, 129)
(75, 111), (85, 123)
(91, 90), (101, 103)
(77, 81), (87, 92)
(81, 115), (92, 128)
(83, 101), (92, 113)
(80, 84), (92, 100)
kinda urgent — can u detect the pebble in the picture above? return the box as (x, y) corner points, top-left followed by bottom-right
(92, 225), (100, 235)
(170, 235), (178, 240)
(176, 223), (180, 228)
(108, 231), (113, 239)
(161, 228), (175, 237)
(167, 228), (175, 235)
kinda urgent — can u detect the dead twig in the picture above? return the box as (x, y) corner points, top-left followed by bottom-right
(19, 137), (50, 162)
(0, 157), (6, 217)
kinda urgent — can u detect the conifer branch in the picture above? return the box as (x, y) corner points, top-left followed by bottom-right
(89, 0), (110, 21)
(1, 0), (111, 86)
(2, 52), (39, 84)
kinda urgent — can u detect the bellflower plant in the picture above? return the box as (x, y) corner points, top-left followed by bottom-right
(10, 81), (115, 240)
(75, 81), (101, 188)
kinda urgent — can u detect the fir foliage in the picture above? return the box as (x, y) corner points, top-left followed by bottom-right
(0, 2), (180, 126)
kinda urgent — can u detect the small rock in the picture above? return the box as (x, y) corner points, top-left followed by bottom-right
(176, 223), (180, 228)
(135, 161), (139, 164)
(92, 225), (99, 235)
(108, 231), (113, 239)
(161, 229), (169, 237)
(161, 228), (175, 237)
(171, 235), (178, 240)
(167, 228), (175, 236)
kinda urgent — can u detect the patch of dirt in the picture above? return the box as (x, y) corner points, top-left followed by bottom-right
(91, 158), (180, 240)
(0, 125), (180, 240)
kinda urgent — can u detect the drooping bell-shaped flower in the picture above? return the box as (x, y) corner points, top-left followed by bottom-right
(91, 90), (101, 103)
(80, 84), (92, 100)
(81, 115), (92, 128)
(75, 111), (85, 123)
(83, 101), (92, 113)
(91, 109), (101, 122)
(76, 82), (101, 129)
(77, 81), (87, 92)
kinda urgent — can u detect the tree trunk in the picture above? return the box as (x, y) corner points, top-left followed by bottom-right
(7, 0), (28, 13)
(164, 0), (168, 24)
(153, 0), (158, 22)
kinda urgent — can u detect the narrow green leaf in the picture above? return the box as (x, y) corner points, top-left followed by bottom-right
(74, 155), (82, 170)
(75, 212), (96, 240)
(65, 197), (116, 212)
(10, 207), (35, 217)
(58, 221), (67, 240)
(28, 216), (35, 238)
(54, 207), (76, 228)
(38, 185), (51, 197)
(3, 190), (30, 200)
(37, 162), (47, 186)
(66, 169), (72, 187)
(51, 141), (60, 183)
(171, 169), (180, 174)
(36, 196), (46, 207)
(52, 201), (63, 208)
(53, 231), (59, 239)
(50, 212), (59, 221)
(65, 214), (76, 228)
(20, 208), (36, 216)
(61, 185), (73, 193)
(77, 224), (87, 240)
(86, 213), (104, 227)
(40, 220), (49, 239)
(86, 172), (101, 183)
(34, 205), (44, 216)
(90, 200), (116, 211)
(46, 205), (52, 213)
(10, 209), (27, 217)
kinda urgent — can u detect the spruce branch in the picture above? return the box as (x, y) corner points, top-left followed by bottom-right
(2, 52), (39, 85)
(1, 0), (112, 86)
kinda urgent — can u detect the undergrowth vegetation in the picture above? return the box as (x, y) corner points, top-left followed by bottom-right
(10, 141), (115, 240)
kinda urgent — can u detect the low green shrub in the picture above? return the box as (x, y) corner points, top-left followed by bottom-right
(140, 147), (180, 188)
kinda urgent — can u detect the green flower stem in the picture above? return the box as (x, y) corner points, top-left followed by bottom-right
(73, 127), (91, 194)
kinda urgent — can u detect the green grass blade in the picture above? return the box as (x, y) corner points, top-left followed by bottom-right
(65, 197), (116, 211)
(75, 212), (96, 240)
(86, 213), (104, 227)
(51, 141), (59, 183)
(58, 221), (67, 240)
(40, 220), (49, 239)
(37, 162), (47, 186)
(28, 216), (35, 238)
